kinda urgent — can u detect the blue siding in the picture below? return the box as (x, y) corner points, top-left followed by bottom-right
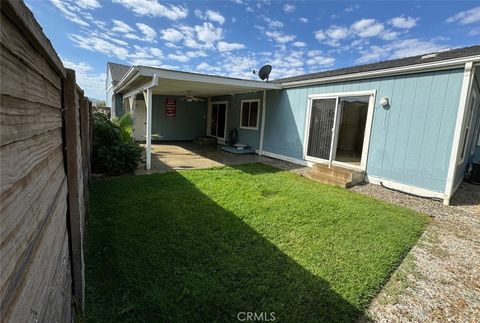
(212, 91), (264, 149)
(264, 69), (465, 193)
(150, 95), (207, 140)
(113, 93), (124, 117)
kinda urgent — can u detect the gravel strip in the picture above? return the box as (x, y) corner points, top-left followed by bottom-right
(259, 157), (480, 322)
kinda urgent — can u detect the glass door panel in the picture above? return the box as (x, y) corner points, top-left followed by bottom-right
(333, 96), (369, 165)
(217, 103), (226, 139)
(210, 104), (218, 137)
(307, 98), (336, 160)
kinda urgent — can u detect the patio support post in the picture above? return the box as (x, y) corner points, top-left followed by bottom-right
(128, 96), (135, 114)
(144, 88), (153, 169)
(259, 90), (267, 155)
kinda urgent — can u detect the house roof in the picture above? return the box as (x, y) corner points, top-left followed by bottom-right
(107, 62), (130, 83)
(276, 45), (480, 84)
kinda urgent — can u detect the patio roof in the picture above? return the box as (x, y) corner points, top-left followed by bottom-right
(114, 66), (279, 170)
(114, 65), (282, 99)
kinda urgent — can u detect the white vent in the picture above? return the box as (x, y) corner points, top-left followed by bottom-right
(421, 53), (438, 59)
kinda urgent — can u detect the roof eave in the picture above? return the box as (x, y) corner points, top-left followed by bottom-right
(280, 55), (480, 88)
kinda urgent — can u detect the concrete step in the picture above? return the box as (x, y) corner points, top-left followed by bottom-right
(312, 163), (364, 183)
(304, 170), (350, 188)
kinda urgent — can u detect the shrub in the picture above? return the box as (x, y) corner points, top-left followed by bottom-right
(92, 112), (143, 175)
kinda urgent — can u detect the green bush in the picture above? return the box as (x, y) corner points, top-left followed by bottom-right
(92, 112), (143, 175)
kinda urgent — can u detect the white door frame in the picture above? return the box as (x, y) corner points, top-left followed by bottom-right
(303, 90), (376, 171)
(207, 100), (229, 141)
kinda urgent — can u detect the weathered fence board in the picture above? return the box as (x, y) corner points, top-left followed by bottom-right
(0, 46), (62, 108)
(0, 95), (62, 146)
(0, 13), (62, 90)
(0, 1), (92, 321)
(63, 69), (86, 311)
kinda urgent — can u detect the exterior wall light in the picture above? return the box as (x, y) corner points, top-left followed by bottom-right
(379, 97), (389, 108)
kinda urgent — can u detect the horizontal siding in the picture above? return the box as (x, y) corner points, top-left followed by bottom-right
(264, 69), (464, 193)
(212, 92), (264, 149)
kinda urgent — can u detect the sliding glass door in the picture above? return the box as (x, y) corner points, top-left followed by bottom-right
(210, 102), (227, 139)
(305, 93), (372, 169)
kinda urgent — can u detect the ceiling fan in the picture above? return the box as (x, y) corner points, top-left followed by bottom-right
(181, 91), (204, 102)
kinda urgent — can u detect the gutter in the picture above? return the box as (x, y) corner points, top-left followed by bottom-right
(114, 66), (140, 93)
(280, 55), (480, 88)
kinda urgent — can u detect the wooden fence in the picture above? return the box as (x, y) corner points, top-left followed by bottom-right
(1, 1), (91, 321)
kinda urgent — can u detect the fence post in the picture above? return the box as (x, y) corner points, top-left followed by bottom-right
(62, 69), (85, 312)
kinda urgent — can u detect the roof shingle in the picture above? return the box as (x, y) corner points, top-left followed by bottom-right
(108, 62), (131, 83)
(275, 45), (480, 83)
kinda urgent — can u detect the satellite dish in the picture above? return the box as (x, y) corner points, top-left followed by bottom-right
(255, 64), (272, 82)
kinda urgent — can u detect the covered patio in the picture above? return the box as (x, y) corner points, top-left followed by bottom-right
(135, 142), (260, 175)
(113, 66), (281, 169)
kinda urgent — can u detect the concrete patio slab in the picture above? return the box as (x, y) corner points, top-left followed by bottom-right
(135, 142), (260, 175)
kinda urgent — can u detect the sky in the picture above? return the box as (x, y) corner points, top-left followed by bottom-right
(25, 0), (480, 100)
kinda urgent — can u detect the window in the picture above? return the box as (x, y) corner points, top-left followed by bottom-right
(240, 100), (260, 130)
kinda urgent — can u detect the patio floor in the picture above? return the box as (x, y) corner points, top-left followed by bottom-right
(136, 142), (260, 175)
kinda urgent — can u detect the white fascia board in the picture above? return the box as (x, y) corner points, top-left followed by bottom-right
(280, 55), (480, 88)
(444, 62), (475, 201)
(138, 66), (282, 90)
(114, 67), (140, 93)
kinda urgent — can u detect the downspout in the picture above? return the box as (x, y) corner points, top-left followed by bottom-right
(259, 90), (267, 155)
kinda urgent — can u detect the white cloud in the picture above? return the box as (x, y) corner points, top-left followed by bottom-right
(381, 30), (400, 41)
(69, 34), (130, 59)
(315, 25), (349, 46)
(112, 19), (134, 33)
(205, 10), (225, 25)
(136, 23), (157, 42)
(314, 30), (326, 41)
(186, 50), (208, 58)
(351, 19), (384, 37)
(283, 4), (295, 13)
(194, 22), (223, 47)
(62, 59), (106, 99)
(168, 53), (190, 62)
(160, 28), (184, 42)
(264, 17), (283, 29)
(217, 41), (245, 52)
(446, 7), (480, 25)
(344, 4), (359, 12)
(130, 58), (162, 67)
(293, 41), (306, 47)
(307, 50), (322, 57)
(326, 25), (350, 39)
(299, 17), (308, 23)
(76, 0), (100, 9)
(389, 16), (419, 29)
(112, 0), (188, 20)
(306, 56), (335, 66)
(50, 0), (90, 26)
(356, 38), (449, 63)
(265, 30), (296, 43)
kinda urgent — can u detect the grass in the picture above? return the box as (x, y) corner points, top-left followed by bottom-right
(86, 163), (427, 322)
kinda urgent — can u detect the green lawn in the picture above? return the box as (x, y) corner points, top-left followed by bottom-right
(86, 164), (427, 322)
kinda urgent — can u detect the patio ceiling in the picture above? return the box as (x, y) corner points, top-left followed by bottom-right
(115, 66), (282, 99)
